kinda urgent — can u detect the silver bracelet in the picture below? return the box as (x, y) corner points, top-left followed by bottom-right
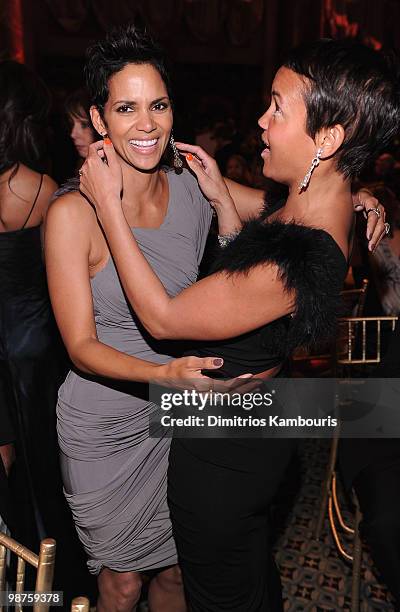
(217, 230), (240, 248)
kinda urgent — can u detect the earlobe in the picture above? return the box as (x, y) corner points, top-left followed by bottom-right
(90, 106), (106, 138)
(319, 125), (345, 157)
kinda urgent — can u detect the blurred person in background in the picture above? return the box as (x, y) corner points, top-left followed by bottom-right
(225, 153), (252, 186)
(373, 152), (400, 197)
(65, 87), (97, 167)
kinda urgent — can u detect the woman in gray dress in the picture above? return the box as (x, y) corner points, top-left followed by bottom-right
(45, 26), (226, 612)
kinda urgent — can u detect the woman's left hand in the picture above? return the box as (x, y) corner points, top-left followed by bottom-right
(79, 139), (123, 220)
(352, 188), (387, 251)
(175, 142), (234, 209)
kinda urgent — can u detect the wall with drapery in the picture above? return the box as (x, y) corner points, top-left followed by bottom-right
(39, 0), (264, 46)
(1, 0), (399, 82)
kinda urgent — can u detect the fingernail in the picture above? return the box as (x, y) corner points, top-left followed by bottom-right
(213, 358), (223, 366)
(186, 153), (193, 161)
(104, 137), (111, 145)
(366, 232), (371, 240)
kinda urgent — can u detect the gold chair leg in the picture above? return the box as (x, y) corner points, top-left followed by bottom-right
(351, 504), (362, 612)
(71, 596), (90, 612)
(33, 539), (56, 612)
(0, 543), (6, 595)
(314, 431), (340, 539)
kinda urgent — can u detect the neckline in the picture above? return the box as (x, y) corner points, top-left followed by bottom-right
(0, 224), (41, 236)
(130, 169), (172, 232)
(314, 227), (348, 268)
(265, 200), (349, 267)
(90, 170), (174, 282)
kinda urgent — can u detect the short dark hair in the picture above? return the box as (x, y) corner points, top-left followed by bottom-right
(0, 60), (50, 174)
(84, 24), (172, 115)
(284, 39), (400, 179)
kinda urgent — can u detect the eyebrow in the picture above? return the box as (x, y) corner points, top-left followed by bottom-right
(112, 96), (170, 107)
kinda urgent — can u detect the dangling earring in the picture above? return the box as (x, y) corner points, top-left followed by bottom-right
(298, 147), (324, 193)
(170, 132), (183, 169)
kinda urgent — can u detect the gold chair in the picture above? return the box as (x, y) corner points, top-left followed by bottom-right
(0, 533), (56, 612)
(314, 315), (398, 612)
(292, 279), (369, 374)
(340, 278), (369, 318)
(71, 596), (90, 611)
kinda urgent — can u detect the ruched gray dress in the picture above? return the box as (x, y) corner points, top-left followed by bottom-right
(57, 169), (212, 575)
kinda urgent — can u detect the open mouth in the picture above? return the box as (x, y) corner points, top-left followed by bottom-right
(128, 138), (159, 153)
(261, 141), (270, 157)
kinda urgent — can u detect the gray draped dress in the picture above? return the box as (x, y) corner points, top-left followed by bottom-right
(57, 169), (212, 574)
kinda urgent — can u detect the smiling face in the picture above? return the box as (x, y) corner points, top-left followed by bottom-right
(258, 67), (317, 187)
(91, 63), (173, 172)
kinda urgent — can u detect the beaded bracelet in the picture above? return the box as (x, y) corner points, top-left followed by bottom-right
(217, 230), (240, 248)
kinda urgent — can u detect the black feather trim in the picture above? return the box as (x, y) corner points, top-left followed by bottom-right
(211, 219), (347, 357)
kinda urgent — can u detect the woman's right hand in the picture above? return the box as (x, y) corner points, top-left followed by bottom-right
(79, 139), (123, 223)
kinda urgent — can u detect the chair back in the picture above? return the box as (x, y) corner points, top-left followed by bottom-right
(336, 315), (398, 367)
(340, 277), (369, 317)
(0, 534), (56, 612)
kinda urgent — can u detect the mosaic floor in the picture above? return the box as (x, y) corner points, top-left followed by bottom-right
(276, 439), (396, 611)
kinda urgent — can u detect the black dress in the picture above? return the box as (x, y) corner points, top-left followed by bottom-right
(168, 209), (348, 611)
(0, 179), (67, 541)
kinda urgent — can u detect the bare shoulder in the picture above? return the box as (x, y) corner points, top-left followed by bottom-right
(41, 174), (58, 199)
(13, 165), (57, 217)
(8, 164), (43, 196)
(46, 190), (97, 234)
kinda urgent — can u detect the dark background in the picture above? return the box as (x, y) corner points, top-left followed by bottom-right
(1, 0), (400, 181)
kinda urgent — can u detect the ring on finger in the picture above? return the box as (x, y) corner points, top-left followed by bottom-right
(366, 207), (381, 218)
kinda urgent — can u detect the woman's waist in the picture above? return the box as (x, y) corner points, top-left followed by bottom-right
(95, 325), (187, 360)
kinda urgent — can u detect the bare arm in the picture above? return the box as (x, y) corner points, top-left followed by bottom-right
(223, 177), (265, 221)
(45, 194), (223, 381)
(40, 174), (58, 248)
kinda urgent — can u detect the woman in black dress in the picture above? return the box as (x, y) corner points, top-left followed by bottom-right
(0, 60), (65, 544)
(78, 39), (398, 611)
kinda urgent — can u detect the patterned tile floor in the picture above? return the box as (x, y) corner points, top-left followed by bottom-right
(276, 439), (396, 611)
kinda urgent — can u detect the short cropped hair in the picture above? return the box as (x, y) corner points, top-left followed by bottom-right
(84, 24), (172, 115)
(284, 39), (400, 179)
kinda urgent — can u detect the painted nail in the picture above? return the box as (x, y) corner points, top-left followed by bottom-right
(104, 137), (112, 145)
(213, 358), (223, 366)
(186, 153), (193, 161)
